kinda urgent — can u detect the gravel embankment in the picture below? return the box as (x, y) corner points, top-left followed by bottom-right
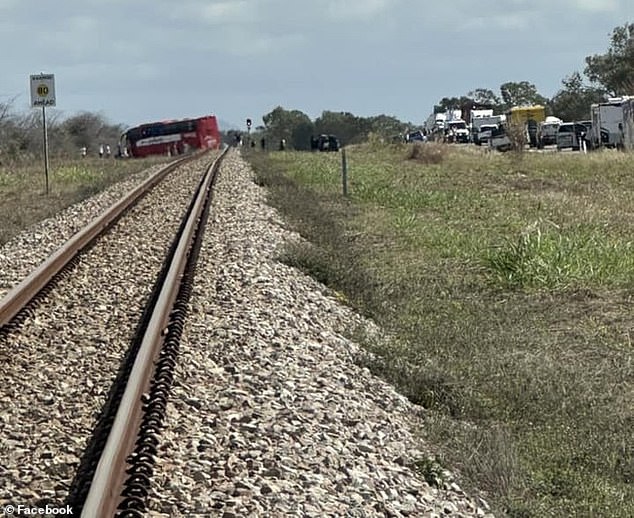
(0, 155), (215, 506)
(147, 149), (493, 517)
(0, 164), (164, 300)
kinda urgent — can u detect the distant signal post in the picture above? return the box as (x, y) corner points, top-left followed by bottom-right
(30, 73), (56, 195)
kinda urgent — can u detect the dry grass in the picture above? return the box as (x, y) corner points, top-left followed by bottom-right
(505, 121), (529, 152)
(0, 156), (170, 245)
(406, 141), (449, 164)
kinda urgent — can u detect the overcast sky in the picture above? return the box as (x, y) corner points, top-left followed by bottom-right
(1, 0), (632, 130)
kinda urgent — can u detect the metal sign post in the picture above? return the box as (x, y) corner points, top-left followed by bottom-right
(42, 105), (50, 194)
(30, 73), (56, 195)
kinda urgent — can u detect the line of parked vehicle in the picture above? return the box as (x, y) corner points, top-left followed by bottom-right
(411, 96), (634, 152)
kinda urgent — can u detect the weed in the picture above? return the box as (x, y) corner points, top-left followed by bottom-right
(485, 219), (634, 290)
(411, 456), (448, 487)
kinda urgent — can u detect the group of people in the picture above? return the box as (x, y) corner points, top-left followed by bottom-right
(80, 144), (112, 158)
(233, 133), (287, 151)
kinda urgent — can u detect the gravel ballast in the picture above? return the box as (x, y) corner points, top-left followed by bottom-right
(0, 164), (164, 300)
(0, 156), (215, 506)
(147, 149), (493, 517)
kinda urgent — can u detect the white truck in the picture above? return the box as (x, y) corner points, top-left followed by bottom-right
(587, 97), (634, 149)
(424, 112), (447, 141)
(471, 114), (504, 145)
(445, 109), (462, 122)
(470, 109), (492, 143)
(445, 119), (470, 143)
(439, 109), (468, 143)
(476, 124), (499, 146)
(537, 116), (562, 147)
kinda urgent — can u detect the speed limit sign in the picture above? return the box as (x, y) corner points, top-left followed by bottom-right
(30, 74), (56, 107)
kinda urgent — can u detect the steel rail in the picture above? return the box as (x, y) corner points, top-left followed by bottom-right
(81, 147), (228, 517)
(0, 155), (197, 329)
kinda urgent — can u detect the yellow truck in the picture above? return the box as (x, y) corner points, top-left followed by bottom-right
(506, 105), (546, 147)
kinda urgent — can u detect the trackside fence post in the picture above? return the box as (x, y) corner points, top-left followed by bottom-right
(341, 147), (348, 197)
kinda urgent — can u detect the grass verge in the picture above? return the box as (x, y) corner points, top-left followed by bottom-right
(0, 156), (170, 245)
(245, 144), (634, 517)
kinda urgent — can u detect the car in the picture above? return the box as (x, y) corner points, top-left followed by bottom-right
(311, 134), (341, 152)
(556, 122), (588, 151)
(406, 130), (426, 142)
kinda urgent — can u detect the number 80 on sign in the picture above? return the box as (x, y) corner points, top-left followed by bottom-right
(30, 73), (56, 107)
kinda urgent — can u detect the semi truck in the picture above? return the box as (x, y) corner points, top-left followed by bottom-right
(488, 106), (545, 152)
(587, 97), (634, 149)
(622, 98), (634, 151)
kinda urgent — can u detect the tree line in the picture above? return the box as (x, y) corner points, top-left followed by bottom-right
(237, 108), (411, 151)
(0, 104), (124, 164)
(253, 22), (634, 150)
(1, 23), (632, 160)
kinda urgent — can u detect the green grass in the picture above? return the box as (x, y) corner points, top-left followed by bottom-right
(246, 144), (634, 517)
(0, 156), (170, 245)
(486, 219), (634, 289)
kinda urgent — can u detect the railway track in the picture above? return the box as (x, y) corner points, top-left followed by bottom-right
(1, 148), (492, 517)
(0, 149), (227, 516)
(0, 154), (193, 327)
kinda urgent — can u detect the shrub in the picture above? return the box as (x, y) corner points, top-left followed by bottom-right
(505, 122), (528, 153)
(406, 142), (449, 164)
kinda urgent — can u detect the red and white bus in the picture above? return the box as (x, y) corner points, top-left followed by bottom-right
(120, 115), (221, 158)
